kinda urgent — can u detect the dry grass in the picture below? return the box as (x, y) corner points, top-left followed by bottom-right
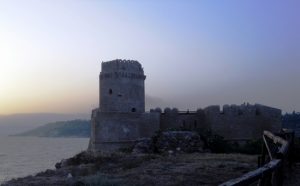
(90, 153), (258, 186)
(2, 153), (258, 186)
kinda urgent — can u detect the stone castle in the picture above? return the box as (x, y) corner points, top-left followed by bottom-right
(88, 59), (282, 152)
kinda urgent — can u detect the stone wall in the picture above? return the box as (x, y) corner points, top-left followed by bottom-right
(89, 109), (160, 152)
(89, 59), (282, 152)
(157, 108), (208, 131)
(157, 104), (282, 140)
(207, 104), (281, 140)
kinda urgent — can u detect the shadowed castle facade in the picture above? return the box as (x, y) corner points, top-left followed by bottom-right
(89, 59), (281, 152)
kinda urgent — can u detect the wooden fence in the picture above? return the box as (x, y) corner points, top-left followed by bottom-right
(220, 129), (295, 186)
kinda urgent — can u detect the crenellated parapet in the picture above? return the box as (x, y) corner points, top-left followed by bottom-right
(158, 103), (281, 140)
(156, 103), (280, 118)
(100, 59), (145, 80)
(101, 59), (144, 73)
(202, 103), (281, 117)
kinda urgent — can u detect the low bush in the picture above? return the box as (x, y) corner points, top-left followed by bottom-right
(197, 129), (262, 154)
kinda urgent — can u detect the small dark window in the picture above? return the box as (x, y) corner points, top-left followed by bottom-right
(194, 120), (197, 128)
(109, 89), (112, 95)
(131, 108), (136, 112)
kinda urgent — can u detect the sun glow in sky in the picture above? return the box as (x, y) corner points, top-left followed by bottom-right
(0, 0), (299, 115)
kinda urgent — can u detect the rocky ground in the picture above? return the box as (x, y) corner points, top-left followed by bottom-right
(2, 151), (258, 186)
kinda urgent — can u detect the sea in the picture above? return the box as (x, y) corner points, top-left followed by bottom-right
(0, 136), (89, 184)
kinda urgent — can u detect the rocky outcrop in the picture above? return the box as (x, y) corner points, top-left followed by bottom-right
(133, 131), (204, 154)
(132, 138), (155, 154)
(156, 131), (204, 153)
(55, 151), (96, 169)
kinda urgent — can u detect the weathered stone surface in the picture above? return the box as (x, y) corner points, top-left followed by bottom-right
(160, 104), (281, 140)
(132, 138), (154, 154)
(99, 59), (146, 113)
(89, 111), (160, 152)
(56, 151), (96, 169)
(133, 131), (204, 154)
(156, 131), (204, 153)
(89, 59), (282, 153)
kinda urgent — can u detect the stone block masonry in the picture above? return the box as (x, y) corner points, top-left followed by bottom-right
(157, 103), (281, 140)
(89, 59), (155, 152)
(89, 109), (160, 152)
(89, 59), (282, 152)
(99, 59), (145, 113)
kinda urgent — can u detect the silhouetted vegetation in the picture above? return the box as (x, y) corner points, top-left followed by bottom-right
(197, 129), (262, 154)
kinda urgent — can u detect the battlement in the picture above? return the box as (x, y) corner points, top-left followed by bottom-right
(201, 103), (281, 117)
(152, 103), (281, 117)
(156, 103), (281, 140)
(101, 59), (144, 73)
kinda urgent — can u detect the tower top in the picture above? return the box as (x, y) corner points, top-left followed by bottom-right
(101, 59), (143, 73)
(99, 59), (145, 113)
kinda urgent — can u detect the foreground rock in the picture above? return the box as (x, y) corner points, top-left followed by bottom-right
(133, 131), (204, 154)
(156, 131), (204, 153)
(2, 151), (257, 186)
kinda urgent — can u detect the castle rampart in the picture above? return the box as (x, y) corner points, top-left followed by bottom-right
(158, 103), (281, 140)
(89, 59), (282, 152)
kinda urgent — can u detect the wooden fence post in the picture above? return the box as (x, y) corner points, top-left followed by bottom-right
(219, 130), (293, 186)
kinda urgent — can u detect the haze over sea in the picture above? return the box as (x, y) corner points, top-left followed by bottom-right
(0, 136), (89, 184)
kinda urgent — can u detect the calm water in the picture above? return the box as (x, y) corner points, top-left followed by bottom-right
(0, 136), (89, 183)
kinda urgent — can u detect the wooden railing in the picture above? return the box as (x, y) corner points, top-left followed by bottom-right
(220, 129), (295, 186)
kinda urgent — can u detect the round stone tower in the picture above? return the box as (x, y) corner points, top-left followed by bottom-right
(99, 59), (146, 113)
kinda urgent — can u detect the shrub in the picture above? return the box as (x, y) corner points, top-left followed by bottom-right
(197, 129), (262, 154)
(206, 133), (232, 153)
(236, 139), (262, 154)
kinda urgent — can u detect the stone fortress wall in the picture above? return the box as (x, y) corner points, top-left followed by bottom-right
(89, 59), (282, 152)
(89, 108), (160, 151)
(155, 103), (281, 140)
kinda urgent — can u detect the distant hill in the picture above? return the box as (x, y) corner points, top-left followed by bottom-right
(13, 119), (91, 138)
(0, 113), (90, 136)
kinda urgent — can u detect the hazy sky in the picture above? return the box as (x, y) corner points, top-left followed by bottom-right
(0, 0), (299, 115)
